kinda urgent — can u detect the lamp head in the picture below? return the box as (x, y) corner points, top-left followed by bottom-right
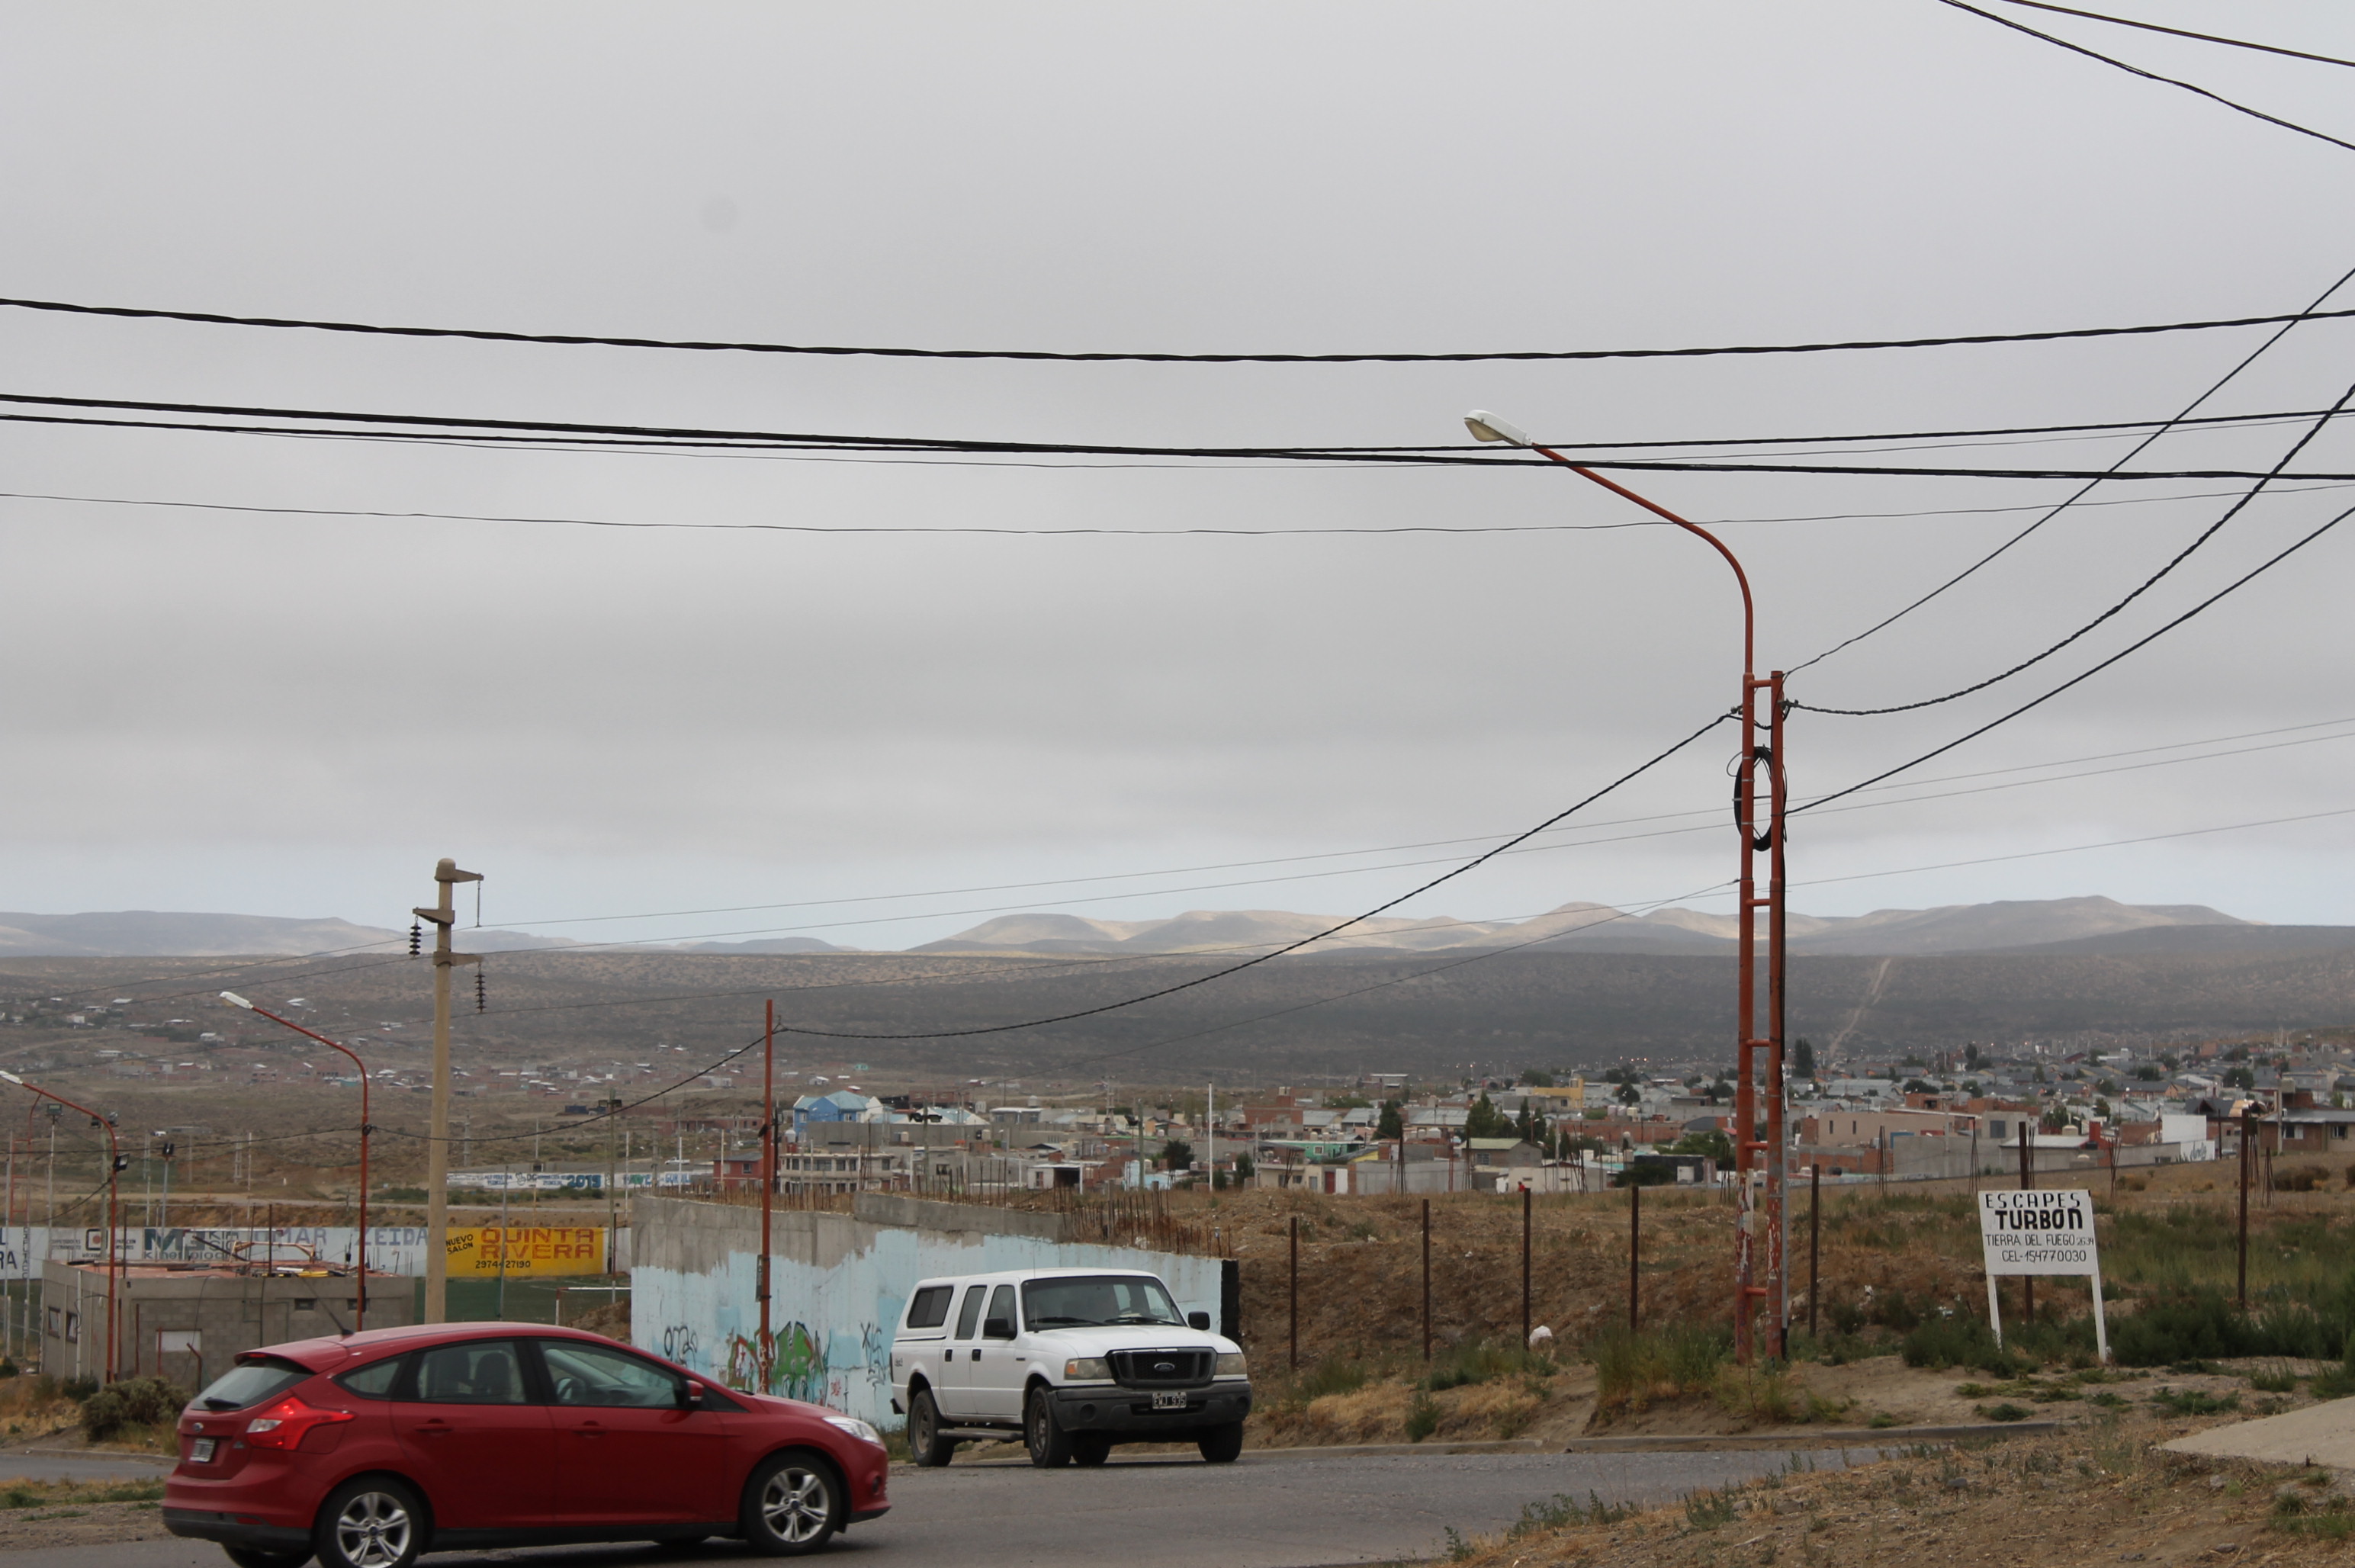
(220, 991), (254, 1011)
(1464, 409), (1533, 447)
(0, 1070), (19, 1087)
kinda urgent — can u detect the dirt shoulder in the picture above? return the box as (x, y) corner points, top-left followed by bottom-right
(1447, 1411), (2355, 1568)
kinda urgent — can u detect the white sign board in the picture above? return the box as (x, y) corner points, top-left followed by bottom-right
(1977, 1188), (2099, 1275)
(1976, 1187), (2108, 1361)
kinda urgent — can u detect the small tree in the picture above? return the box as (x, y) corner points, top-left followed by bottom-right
(1376, 1100), (1403, 1140)
(1614, 1081), (1641, 1107)
(1520, 1068), (1555, 1088)
(1463, 1093), (1515, 1139)
(1792, 1037), (1817, 1078)
(1671, 1128), (1734, 1163)
(1160, 1139), (1193, 1171)
(1232, 1152), (1255, 1184)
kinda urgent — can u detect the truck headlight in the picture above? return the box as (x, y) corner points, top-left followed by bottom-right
(1064, 1358), (1110, 1380)
(824, 1415), (885, 1447)
(1216, 1353), (1247, 1377)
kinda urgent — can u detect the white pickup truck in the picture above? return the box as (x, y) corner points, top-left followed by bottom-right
(888, 1268), (1251, 1467)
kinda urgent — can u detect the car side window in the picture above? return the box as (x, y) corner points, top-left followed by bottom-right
(412, 1340), (529, 1406)
(905, 1285), (953, 1329)
(538, 1341), (684, 1409)
(953, 1284), (987, 1340)
(334, 1355), (406, 1400)
(985, 1284), (1017, 1338)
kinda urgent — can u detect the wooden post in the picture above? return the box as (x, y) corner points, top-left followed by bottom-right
(1807, 1162), (1820, 1338)
(2238, 1106), (2254, 1309)
(2017, 1120), (2033, 1324)
(1628, 1179), (1641, 1332)
(1520, 1184), (1532, 1349)
(1287, 1213), (1299, 1372)
(1420, 1199), (1431, 1362)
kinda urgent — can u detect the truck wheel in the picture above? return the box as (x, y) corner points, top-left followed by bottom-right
(1197, 1423), (1244, 1464)
(908, 1387), (956, 1467)
(1072, 1431), (1112, 1467)
(1024, 1386), (1073, 1468)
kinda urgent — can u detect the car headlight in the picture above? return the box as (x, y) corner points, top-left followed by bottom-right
(1063, 1358), (1110, 1380)
(824, 1415), (884, 1447)
(1216, 1352), (1247, 1377)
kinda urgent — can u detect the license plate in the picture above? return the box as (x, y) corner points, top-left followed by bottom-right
(1152, 1392), (1187, 1411)
(188, 1438), (216, 1464)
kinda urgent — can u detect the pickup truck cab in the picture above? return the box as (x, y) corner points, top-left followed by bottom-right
(888, 1268), (1249, 1468)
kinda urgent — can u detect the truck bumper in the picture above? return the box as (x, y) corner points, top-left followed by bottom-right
(1050, 1381), (1251, 1435)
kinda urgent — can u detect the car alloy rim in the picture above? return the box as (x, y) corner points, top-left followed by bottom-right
(762, 1468), (831, 1544)
(334, 1491), (411, 1568)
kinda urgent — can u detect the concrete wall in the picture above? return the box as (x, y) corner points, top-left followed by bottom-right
(630, 1194), (1226, 1430)
(43, 1264), (417, 1386)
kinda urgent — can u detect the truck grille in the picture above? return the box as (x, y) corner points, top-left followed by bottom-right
(1108, 1348), (1213, 1388)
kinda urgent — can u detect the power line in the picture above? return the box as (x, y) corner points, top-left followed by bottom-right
(1794, 373), (2355, 715)
(1791, 259), (2355, 673)
(1797, 805), (2355, 892)
(15, 394), (2355, 483)
(1933, 0), (2355, 155)
(1794, 493), (2355, 814)
(9, 291), (2355, 364)
(1985, 1), (2355, 70)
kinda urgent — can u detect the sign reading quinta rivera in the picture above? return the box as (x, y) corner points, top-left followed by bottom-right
(444, 1226), (606, 1277)
(1977, 1189), (2099, 1275)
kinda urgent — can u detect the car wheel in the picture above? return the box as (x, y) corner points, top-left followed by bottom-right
(741, 1449), (841, 1556)
(1197, 1422), (1245, 1464)
(223, 1547), (315, 1568)
(311, 1477), (422, 1568)
(908, 1386), (957, 1467)
(1024, 1386), (1073, 1468)
(1071, 1431), (1112, 1467)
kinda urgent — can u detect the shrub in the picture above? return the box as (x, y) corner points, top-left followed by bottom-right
(1901, 1316), (2023, 1377)
(58, 1377), (97, 1405)
(1977, 1402), (2032, 1422)
(80, 1377), (188, 1442)
(1403, 1390), (1440, 1442)
(1427, 1338), (1549, 1393)
(1591, 1322), (1728, 1412)
(1292, 1355), (1370, 1404)
(2150, 1387), (2238, 1417)
(2247, 1362), (2300, 1394)
(2273, 1165), (2331, 1193)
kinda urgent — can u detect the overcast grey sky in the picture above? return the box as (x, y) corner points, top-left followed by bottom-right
(5, 0), (2355, 950)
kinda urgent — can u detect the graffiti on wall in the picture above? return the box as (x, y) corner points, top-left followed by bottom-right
(724, 1322), (831, 1405)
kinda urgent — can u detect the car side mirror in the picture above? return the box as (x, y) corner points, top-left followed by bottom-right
(678, 1380), (705, 1409)
(982, 1316), (1015, 1341)
(1187, 1311), (1211, 1331)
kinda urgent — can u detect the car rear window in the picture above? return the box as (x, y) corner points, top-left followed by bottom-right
(904, 1287), (953, 1329)
(196, 1355), (312, 1411)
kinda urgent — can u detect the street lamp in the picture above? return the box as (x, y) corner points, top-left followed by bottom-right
(222, 992), (374, 1329)
(0, 1071), (124, 1380)
(1465, 410), (1791, 1362)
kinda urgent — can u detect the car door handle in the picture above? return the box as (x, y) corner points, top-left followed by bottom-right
(573, 1422), (606, 1438)
(411, 1423), (452, 1438)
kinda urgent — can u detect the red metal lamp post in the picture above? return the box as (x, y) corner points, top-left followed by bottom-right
(0, 1070), (125, 1380)
(1466, 410), (1791, 1362)
(222, 992), (374, 1329)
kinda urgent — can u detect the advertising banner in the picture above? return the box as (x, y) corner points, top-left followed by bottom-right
(445, 1226), (606, 1277)
(1976, 1187), (2107, 1361)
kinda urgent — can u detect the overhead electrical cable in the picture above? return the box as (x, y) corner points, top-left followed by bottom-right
(1790, 257), (2355, 674)
(1986, 0), (2355, 67)
(1932, 0), (2355, 154)
(1794, 373), (2355, 715)
(8, 292), (2355, 363)
(14, 392), (2355, 481)
(1794, 494), (2355, 815)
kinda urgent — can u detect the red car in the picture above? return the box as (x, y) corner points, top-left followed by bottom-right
(163, 1322), (888, 1568)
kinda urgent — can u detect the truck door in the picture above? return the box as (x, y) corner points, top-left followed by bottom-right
(932, 1284), (990, 1420)
(970, 1284), (1026, 1422)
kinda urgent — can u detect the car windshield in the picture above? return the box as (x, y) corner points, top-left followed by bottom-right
(1022, 1275), (1184, 1329)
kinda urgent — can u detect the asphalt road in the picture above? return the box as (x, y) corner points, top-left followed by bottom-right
(0, 1446), (1886, 1567)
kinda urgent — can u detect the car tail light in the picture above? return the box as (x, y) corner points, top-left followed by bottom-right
(243, 1396), (356, 1451)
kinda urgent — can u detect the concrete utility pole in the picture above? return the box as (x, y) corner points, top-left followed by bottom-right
(419, 857), (483, 1325)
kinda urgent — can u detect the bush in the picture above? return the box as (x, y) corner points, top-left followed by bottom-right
(1403, 1390), (1440, 1442)
(2150, 1387), (2238, 1417)
(79, 1377), (188, 1442)
(1426, 1338), (1550, 1393)
(2273, 1165), (2331, 1193)
(1591, 1322), (1728, 1412)
(58, 1377), (96, 1405)
(1901, 1316), (2023, 1377)
(1290, 1355), (1369, 1404)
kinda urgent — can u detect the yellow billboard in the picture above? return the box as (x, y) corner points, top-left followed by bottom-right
(445, 1226), (607, 1277)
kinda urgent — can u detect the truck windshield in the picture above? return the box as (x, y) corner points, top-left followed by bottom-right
(1022, 1275), (1185, 1329)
